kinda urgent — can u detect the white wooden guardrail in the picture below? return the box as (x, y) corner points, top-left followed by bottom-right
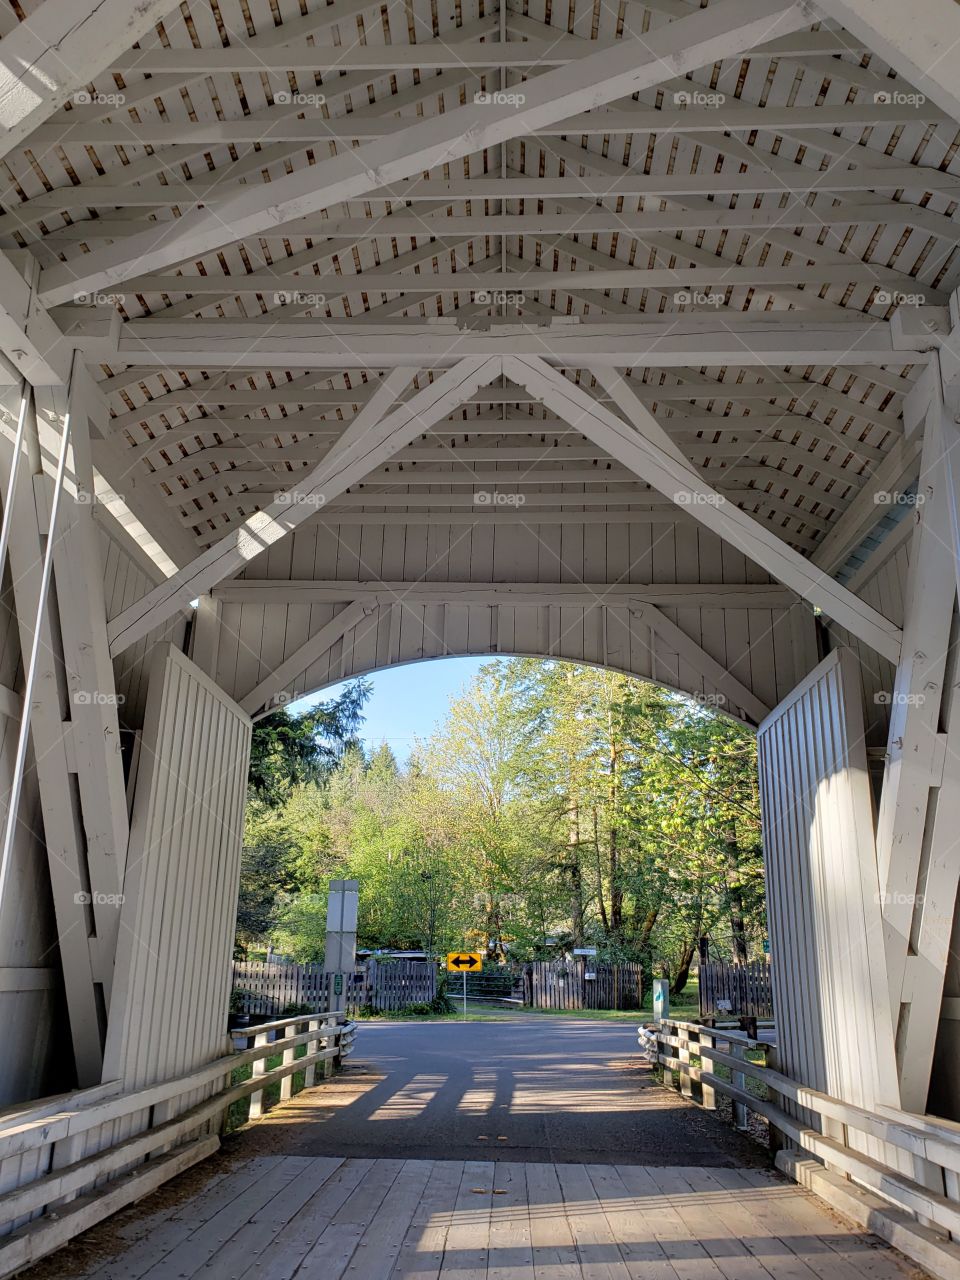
(0, 1011), (355, 1278)
(646, 1018), (960, 1280)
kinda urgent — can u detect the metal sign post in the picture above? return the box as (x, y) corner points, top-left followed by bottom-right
(446, 951), (482, 1020)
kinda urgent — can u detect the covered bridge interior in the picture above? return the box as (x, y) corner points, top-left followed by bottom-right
(1, 0), (960, 1272)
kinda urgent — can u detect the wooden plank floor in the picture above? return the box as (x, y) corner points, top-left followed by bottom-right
(46, 1157), (924, 1280)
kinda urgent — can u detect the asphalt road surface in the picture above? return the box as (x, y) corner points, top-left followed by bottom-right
(239, 1014), (767, 1167)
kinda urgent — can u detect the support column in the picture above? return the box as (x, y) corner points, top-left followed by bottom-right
(0, 377), (104, 1082)
(876, 347), (960, 1112)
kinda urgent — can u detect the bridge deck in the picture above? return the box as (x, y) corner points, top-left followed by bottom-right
(23, 1018), (926, 1280)
(32, 1154), (920, 1280)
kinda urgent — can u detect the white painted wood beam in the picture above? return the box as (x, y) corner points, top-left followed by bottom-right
(110, 264), (945, 298)
(0, 0), (177, 161)
(505, 355), (902, 661)
(813, 0), (960, 126)
(213, 580), (800, 608)
(811, 437), (923, 576)
(106, 358), (504, 655)
(111, 317), (909, 369)
(36, 0), (814, 305)
(0, 382), (104, 1083)
(239, 600), (374, 715)
(35, 98), (946, 147)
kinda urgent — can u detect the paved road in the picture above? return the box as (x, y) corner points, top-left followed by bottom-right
(240, 1015), (767, 1167)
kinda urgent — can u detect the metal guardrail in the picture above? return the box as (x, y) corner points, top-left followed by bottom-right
(0, 1011), (356, 1277)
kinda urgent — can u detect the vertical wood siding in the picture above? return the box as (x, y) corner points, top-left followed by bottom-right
(103, 644), (252, 1093)
(757, 648), (899, 1113)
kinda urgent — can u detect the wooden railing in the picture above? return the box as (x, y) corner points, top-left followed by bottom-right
(0, 1012), (355, 1279)
(646, 1018), (960, 1278)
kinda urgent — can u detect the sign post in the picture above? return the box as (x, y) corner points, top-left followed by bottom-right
(446, 951), (482, 1019)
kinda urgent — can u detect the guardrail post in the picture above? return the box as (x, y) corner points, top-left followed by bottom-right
(280, 1019), (297, 1101)
(660, 1022), (675, 1090)
(678, 1025), (693, 1098)
(699, 1028), (716, 1110)
(763, 1043), (784, 1153)
(249, 1030), (269, 1119)
(304, 1017), (320, 1088)
(731, 1039), (749, 1130)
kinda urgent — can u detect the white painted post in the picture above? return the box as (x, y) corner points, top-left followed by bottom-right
(731, 1040), (749, 1130)
(699, 1030), (717, 1110)
(678, 1027), (693, 1099)
(280, 1020), (296, 1101)
(249, 1031), (269, 1119)
(304, 1018), (320, 1088)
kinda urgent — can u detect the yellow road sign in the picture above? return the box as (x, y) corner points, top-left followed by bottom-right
(447, 951), (483, 972)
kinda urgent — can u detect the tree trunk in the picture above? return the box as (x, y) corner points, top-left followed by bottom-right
(724, 829), (749, 963)
(671, 939), (696, 998)
(608, 713), (622, 937)
(568, 801), (584, 945)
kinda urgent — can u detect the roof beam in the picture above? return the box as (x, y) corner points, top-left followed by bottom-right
(0, 0), (176, 161)
(213, 580), (800, 608)
(106, 358), (504, 655)
(37, 0), (813, 305)
(111, 316), (910, 369)
(109, 264), (946, 299)
(505, 355), (902, 661)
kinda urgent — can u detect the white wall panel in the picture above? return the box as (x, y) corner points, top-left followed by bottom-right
(757, 647), (899, 1112)
(103, 645), (251, 1092)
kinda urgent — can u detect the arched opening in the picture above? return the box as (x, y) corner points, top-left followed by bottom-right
(236, 653), (765, 1022)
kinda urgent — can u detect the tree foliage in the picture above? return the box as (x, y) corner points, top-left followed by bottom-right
(236, 660), (765, 990)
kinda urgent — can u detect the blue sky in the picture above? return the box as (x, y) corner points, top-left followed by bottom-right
(292, 656), (491, 760)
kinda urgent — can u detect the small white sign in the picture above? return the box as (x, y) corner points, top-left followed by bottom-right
(573, 947), (597, 956)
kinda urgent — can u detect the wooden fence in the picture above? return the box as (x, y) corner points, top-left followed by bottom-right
(526, 959), (642, 1010)
(232, 958), (437, 1016)
(699, 960), (774, 1019)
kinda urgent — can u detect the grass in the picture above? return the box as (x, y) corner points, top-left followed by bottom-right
(362, 981), (701, 1024)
